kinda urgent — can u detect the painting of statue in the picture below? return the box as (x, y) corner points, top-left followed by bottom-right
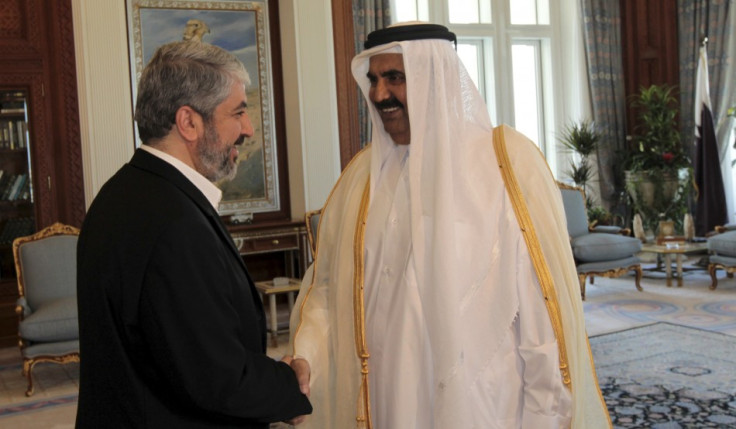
(128, 0), (280, 217)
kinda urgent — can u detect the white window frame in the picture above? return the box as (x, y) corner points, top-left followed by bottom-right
(391, 0), (566, 169)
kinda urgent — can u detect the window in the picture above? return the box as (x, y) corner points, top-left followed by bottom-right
(391, 0), (560, 157)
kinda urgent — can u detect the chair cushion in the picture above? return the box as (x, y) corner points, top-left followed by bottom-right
(572, 233), (642, 263)
(708, 230), (736, 257)
(710, 254), (736, 267)
(19, 296), (78, 342)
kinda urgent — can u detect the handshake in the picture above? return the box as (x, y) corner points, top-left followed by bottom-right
(280, 355), (311, 425)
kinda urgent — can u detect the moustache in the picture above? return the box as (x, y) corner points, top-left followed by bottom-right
(374, 98), (404, 111)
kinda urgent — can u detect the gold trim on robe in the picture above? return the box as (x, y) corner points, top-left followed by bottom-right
(492, 126), (571, 386)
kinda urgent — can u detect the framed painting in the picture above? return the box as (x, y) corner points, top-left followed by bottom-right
(126, 0), (289, 222)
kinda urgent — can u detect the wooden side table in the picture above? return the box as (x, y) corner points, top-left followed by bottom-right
(254, 279), (301, 347)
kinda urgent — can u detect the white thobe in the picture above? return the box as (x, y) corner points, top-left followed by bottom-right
(363, 146), (572, 428)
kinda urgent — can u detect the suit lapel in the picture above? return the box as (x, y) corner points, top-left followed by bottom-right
(129, 150), (248, 272)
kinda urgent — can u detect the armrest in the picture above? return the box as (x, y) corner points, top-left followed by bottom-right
(715, 223), (736, 234)
(589, 225), (629, 235)
(15, 296), (30, 320)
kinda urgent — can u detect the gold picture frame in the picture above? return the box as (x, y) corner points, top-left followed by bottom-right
(127, 0), (284, 219)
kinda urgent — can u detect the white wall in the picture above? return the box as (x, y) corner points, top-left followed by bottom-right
(72, 0), (136, 205)
(279, 0), (341, 216)
(72, 0), (341, 219)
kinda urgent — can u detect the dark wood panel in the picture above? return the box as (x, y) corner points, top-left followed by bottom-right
(331, 0), (361, 169)
(246, 0), (291, 223)
(0, 279), (17, 348)
(0, 0), (45, 58)
(620, 0), (680, 136)
(46, 0), (85, 228)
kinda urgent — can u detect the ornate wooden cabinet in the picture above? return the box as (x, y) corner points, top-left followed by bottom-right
(229, 220), (310, 282)
(0, 0), (85, 347)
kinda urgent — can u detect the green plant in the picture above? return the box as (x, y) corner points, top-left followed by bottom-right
(559, 119), (601, 192)
(560, 119), (600, 157)
(623, 84), (693, 235)
(587, 205), (612, 226)
(568, 161), (593, 188)
(626, 84), (690, 172)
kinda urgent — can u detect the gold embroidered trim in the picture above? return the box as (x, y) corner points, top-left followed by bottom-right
(353, 180), (372, 428)
(492, 127), (571, 387)
(291, 147), (371, 356)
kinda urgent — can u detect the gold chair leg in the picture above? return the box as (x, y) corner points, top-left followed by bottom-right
(708, 264), (719, 290)
(578, 274), (587, 301)
(23, 359), (35, 397)
(633, 265), (643, 291)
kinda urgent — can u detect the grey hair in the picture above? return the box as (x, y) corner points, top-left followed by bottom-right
(134, 41), (251, 143)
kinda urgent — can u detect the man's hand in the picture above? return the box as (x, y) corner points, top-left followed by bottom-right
(290, 357), (311, 396)
(280, 356), (311, 425)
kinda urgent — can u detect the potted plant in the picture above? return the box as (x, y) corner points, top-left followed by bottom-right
(624, 84), (692, 235)
(559, 119), (600, 198)
(559, 120), (622, 228)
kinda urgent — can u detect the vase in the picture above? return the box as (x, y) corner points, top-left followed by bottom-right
(657, 220), (675, 238)
(624, 170), (680, 209)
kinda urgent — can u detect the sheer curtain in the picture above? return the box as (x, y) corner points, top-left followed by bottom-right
(580, 0), (627, 210)
(353, 0), (392, 147)
(557, 0), (592, 183)
(678, 0), (735, 224)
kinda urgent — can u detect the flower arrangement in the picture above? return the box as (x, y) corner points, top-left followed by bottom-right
(626, 84), (691, 172)
(624, 84), (692, 235)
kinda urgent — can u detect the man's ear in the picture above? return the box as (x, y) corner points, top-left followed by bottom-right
(175, 106), (202, 143)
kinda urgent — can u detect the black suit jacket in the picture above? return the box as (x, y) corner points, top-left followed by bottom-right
(76, 150), (311, 428)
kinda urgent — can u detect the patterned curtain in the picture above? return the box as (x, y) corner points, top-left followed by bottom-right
(580, 0), (627, 208)
(677, 0), (733, 161)
(353, 0), (392, 147)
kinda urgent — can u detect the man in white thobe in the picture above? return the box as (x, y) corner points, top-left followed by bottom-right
(289, 22), (611, 429)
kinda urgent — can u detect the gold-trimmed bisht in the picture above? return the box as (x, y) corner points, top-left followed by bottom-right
(353, 180), (372, 428)
(492, 126), (571, 387)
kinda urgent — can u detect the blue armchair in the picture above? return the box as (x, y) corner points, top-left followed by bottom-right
(558, 182), (643, 300)
(708, 224), (736, 290)
(12, 222), (80, 396)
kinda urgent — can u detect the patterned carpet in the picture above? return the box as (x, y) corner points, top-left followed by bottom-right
(583, 261), (736, 337)
(590, 323), (736, 428)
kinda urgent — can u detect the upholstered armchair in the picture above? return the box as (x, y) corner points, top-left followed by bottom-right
(558, 182), (643, 300)
(708, 223), (736, 290)
(12, 222), (80, 396)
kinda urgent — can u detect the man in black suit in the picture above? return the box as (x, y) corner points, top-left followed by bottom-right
(76, 41), (311, 428)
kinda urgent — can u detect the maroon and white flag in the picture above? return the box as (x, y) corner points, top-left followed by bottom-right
(694, 45), (727, 236)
